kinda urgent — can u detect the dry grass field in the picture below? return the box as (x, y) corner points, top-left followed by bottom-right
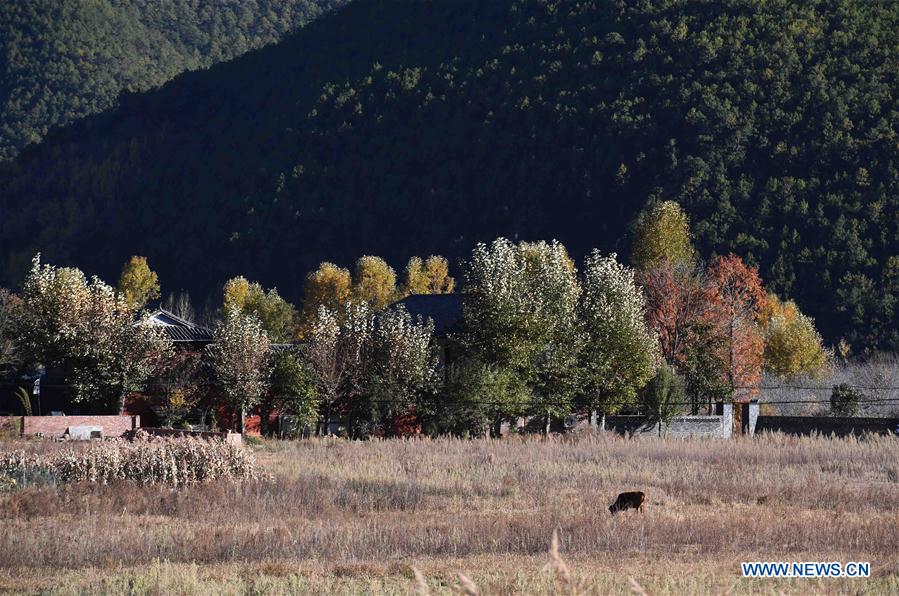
(0, 433), (897, 594)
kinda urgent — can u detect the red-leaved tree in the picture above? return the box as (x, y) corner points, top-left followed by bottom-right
(640, 254), (767, 408)
(639, 260), (713, 367)
(706, 255), (767, 402)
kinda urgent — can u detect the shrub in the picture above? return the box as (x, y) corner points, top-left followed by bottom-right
(830, 383), (862, 417)
(639, 364), (687, 434)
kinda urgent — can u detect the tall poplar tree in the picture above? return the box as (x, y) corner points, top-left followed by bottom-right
(630, 201), (694, 270)
(352, 256), (397, 310)
(206, 308), (272, 432)
(117, 256), (160, 310)
(579, 252), (659, 428)
(462, 238), (582, 432)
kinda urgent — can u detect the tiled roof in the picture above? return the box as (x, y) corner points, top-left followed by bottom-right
(272, 343), (298, 352)
(139, 309), (214, 343)
(388, 293), (463, 336)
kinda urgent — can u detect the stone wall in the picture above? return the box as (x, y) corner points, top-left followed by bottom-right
(604, 404), (732, 439)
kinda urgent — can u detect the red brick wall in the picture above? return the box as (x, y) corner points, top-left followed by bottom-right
(21, 415), (139, 438)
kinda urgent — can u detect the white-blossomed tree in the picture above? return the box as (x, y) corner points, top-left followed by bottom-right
(363, 305), (438, 435)
(206, 307), (272, 432)
(462, 238), (583, 433)
(305, 301), (437, 437)
(578, 251), (660, 429)
(13, 255), (171, 413)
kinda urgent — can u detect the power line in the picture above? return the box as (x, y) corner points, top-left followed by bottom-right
(5, 387), (899, 410)
(4, 379), (899, 412)
(6, 379), (899, 391)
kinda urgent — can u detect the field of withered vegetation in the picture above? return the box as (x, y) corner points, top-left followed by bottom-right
(0, 433), (897, 594)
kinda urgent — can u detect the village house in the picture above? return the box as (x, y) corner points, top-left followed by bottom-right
(139, 309), (214, 345)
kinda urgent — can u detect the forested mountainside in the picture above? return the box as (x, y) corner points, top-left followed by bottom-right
(0, 0), (349, 160)
(0, 0), (896, 351)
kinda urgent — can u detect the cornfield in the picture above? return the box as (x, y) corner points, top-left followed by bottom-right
(0, 437), (257, 487)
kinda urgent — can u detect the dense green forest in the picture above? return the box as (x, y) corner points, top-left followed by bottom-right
(0, 0), (896, 351)
(0, 0), (349, 160)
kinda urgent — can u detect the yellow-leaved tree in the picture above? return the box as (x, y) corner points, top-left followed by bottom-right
(401, 255), (455, 296)
(117, 256), (160, 310)
(297, 262), (353, 337)
(630, 201), (694, 270)
(353, 255), (397, 310)
(222, 276), (296, 343)
(759, 293), (831, 377)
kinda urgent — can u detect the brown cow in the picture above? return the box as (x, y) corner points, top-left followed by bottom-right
(609, 491), (645, 514)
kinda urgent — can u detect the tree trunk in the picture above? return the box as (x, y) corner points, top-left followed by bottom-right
(589, 409), (597, 431)
(545, 412), (551, 435)
(600, 412), (606, 433)
(728, 318), (736, 399)
(324, 399), (332, 436)
(260, 403), (270, 436)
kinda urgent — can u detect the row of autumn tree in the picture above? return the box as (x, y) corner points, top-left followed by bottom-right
(0, 202), (832, 435)
(134, 253), (455, 343)
(0, 251), (455, 431)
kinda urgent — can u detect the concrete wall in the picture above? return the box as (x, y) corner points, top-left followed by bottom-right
(755, 415), (899, 437)
(19, 415), (139, 438)
(746, 402), (759, 436)
(604, 404), (732, 439)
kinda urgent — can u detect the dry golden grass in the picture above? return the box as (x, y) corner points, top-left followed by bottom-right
(0, 433), (897, 594)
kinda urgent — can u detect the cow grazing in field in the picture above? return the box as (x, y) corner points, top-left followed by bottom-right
(609, 491), (645, 514)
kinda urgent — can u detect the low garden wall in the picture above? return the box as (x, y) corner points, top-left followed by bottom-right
(139, 427), (243, 446)
(755, 416), (899, 437)
(15, 415), (140, 438)
(605, 404), (733, 439)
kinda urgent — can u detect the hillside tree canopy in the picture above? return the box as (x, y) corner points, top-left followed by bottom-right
(0, 0), (895, 352)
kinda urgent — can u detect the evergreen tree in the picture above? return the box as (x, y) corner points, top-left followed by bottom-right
(268, 350), (320, 433)
(639, 364), (687, 436)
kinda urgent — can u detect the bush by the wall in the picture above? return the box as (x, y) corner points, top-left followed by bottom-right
(830, 384), (863, 417)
